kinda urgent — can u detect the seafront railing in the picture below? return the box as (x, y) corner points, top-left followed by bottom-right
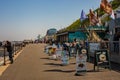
(0, 43), (25, 65)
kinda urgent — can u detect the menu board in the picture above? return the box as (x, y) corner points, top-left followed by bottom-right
(89, 43), (100, 54)
(75, 48), (87, 76)
(94, 49), (111, 71)
(61, 50), (69, 65)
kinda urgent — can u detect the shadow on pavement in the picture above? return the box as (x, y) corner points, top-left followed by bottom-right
(44, 69), (102, 73)
(44, 69), (75, 73)
(40, 57), (55, 61)
(40, 57), (50, 60)
(111, 62), (120, 73)
(87, 70), (103, 72)
(44, 63), (62, 66)
(89, 57), (120, 73)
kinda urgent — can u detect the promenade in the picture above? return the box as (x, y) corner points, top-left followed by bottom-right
(0, 43), (120, 80)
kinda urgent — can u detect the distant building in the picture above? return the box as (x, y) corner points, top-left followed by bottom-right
(46, 28), (57, 36)
(45, 28), (57, 42)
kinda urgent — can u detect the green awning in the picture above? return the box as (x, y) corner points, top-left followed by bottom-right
(68, 31), (87, 42)
(75, 31), (87, 40)
(87, 26), (107, 31)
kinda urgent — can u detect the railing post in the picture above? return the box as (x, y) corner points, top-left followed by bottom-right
(108, 41), (111, 56)
(13, 44), (15, 56)
(15, 44), (17, 55)
(3, 47), (6, 65)
(118, 38), (120, 55)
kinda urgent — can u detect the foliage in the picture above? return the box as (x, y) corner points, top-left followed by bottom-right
(66, 19), (81, 31)
(111, 0), (120, 9)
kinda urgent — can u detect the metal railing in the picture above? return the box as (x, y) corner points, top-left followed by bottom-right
(0, 43), (24, 66)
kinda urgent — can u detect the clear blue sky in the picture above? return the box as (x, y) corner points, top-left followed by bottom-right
(0, 0), (110, 41)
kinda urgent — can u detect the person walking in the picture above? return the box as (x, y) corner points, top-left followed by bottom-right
(5, 41), (13, 64)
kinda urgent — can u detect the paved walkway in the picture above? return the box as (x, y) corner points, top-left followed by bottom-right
(0, 44), (120, 80)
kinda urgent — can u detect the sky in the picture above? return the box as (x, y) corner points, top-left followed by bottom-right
(0, 0), (111, 41)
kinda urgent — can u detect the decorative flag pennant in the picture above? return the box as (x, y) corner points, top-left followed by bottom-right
(100, 0), (115, 19)
(80, 10), (87, 22)
(110, 10), (115, 19)
(89, 9), (99, 26)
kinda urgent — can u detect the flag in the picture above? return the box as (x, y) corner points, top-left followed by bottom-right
(110, 10), (115, 19)
(89, 9), (99, 26)
(80, 10), (87, 22)
(100, 0), (114, 19)
(96, 10), (102, 26)
(100, 0), (112, 14)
